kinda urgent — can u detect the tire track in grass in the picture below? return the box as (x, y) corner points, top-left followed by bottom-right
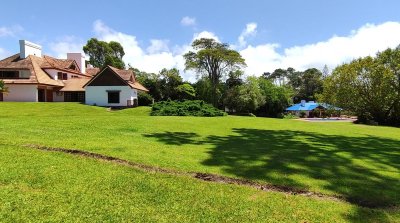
(23, 144), (389, 208)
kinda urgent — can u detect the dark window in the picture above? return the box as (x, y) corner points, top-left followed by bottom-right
(64, 92), (85, 102)
(69, 64), (76, 70)
(57, 72), (68, 80)
(0, 71), (19, 79)
(108, 91), (120, 104)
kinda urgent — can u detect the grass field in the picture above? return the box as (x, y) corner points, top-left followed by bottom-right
(0, 102), (399, 222)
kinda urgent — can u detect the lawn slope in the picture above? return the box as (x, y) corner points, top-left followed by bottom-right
(0, 102), (399, 221)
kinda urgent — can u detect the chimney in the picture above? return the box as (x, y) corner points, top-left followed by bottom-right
(301, 100), (306, 107)
(19, 40), (42, 59)
(67, 53), (86, 74)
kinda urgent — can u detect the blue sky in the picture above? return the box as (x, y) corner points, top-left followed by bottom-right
(1, 0), (400, 80)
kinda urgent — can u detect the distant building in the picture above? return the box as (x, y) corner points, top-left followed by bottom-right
(286, 100), (342, 117)
(0, 40), (148, 106)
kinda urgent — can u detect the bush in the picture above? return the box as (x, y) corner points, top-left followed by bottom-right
(282, 113), (298, 119)
(151, 100), (226, 117)
(138, 92), (154, 106)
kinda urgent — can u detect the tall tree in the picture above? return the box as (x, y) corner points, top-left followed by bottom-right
(83, 38), (125, 69)
(322, 50), (398, 125)
(184, 38), (246, 107)
(159, 68), (183, 100)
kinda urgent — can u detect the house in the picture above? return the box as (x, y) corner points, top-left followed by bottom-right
(0, 40), (148, 106)
(286, 100), (342, 117)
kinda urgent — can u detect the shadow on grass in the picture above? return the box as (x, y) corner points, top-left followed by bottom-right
(144, 129), (399, 214)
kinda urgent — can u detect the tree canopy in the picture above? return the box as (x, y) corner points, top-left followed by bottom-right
(184, 38), (246, 107)
(322, 46), (400, 126)
(83, 38), (125, 69)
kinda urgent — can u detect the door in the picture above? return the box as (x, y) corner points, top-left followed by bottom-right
(0, 92), (3, 101)
(38, 89), (45, 102)
(46, 89), (53, 102)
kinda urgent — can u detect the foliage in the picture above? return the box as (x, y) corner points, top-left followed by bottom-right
(151, 100), (226, 117)
(138, 92), (153, 106)
(282, 113), (298, 119)
(264, 67), (323, 103)
(83, 38), (125, 69)
(224, 76), (265, 113)
(184, 38), (246, 107)
(322, 46), (400, 126)
(0, 79), (8, 93)
(130, 67), (185, 101)
(257, 78), (293, 117)
(159, 68), (183, 100)
(194, 77), (223, 106)
(175, 83), (196, 100)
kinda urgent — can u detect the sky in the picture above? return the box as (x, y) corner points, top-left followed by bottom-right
(1, 0), (400, 81)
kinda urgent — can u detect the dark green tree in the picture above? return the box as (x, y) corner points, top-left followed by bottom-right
(83, 38), (125, 69)
(159, 68), (183, 100)
(184, 38), (246, 107)
(176, 83), (196, 100)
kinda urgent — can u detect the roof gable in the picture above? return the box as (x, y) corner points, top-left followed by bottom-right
(84, 66), (129, 87)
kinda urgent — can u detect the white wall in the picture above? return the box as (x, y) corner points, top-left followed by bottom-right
(85, 86), (137, 107)
(3, 84), (38, 102)
(67, 53), (85, 74)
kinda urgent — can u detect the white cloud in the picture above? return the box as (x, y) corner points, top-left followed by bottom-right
(45, 20), (400, 82)
(93, 20), (188, 78)
(49, 36), (84, 58)
(0, 25), (23, 37)
(240, 21), (400, 75)
(0, 47), (9, 59)
(193, 31), (220, 42)
(181, 16), (196, 27)
(237, 22), (257, 48)
(147, 39), (170, 54)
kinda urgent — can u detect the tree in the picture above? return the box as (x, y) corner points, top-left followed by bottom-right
(322, 49), (399, 125)
(159, 68), (183, 100)
(83, 38), (125, 69)
(0, 80), (8, 94)
(296, 68), (324, 102)
(224, 76), (265, 113)
(194, 77), (214, 104)
(184, 38), (246, 107)
(176, 83), (196, 100)
(258, 78), (293, 117)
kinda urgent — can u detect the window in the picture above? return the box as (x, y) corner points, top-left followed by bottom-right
(0, 71), (19, 79)
(57, 72), (68, 80)
(71, 75), (79, 78)
(107, 91), (120, 104)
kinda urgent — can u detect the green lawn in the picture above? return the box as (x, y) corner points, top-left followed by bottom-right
(0, 102), (399, 222)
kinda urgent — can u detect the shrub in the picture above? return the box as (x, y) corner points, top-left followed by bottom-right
(283, 113), (298, 119)
(138, 92), (154, 106)
(151, 100), (226, 117)
(300, 111), (307, 118)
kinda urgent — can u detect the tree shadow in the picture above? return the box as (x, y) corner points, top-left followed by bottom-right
(143, 132), (201, 146)
(144, 129), (400, 221)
